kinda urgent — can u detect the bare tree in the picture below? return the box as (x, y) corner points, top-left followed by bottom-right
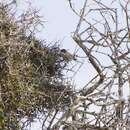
(52, 0), (130, 130)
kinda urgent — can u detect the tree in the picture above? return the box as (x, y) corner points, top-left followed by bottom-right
(0, 1), (74, 130)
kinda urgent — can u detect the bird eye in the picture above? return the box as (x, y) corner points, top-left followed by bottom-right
(61, 49), (66, 53)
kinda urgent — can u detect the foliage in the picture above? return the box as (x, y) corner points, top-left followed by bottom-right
(0, 2), (73, 130)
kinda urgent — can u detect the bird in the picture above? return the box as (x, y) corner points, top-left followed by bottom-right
(115, 99), (124, 120)
(60, 49), (76, 61)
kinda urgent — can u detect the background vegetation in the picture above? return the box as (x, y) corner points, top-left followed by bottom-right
(0, 1), (74, 130)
